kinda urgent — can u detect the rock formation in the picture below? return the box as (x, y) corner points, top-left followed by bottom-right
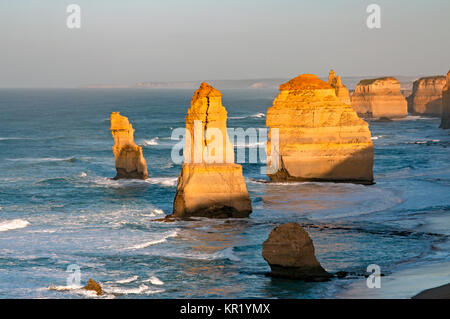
(409, 76), (446, 116)
(440, 71), (450, 129)
(83, 278), (103, 296)
(351, 77), (408, 118)
(328, 70), (351, 105)
(110, 112), (148, 180)
(170, 83), (252, 218)
(262, 223), (331, 281)
(266, 74), (374, 184)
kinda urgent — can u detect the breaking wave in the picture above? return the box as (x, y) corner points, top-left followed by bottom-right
(0, 219), (30, 232)
(107, 284), (163, 295)
(251, 112), (265, 118)
(142, 137), (159, 146)
(143, 276), (164, 285)
(115, 276), (139, 284)
(147, 177), (177, 187)
(125, 230), (179, 250)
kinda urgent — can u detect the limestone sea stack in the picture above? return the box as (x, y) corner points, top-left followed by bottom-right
(409, 76), (446, 116)
(262, 223), (331, 281)
(110, 112), (148, 180)
(266, 74), (374, 184)
(440, 71), (450, 129)
(170, 83), (252, 218)
(351, 77), (408, 118)
(328, 70), (351, 105)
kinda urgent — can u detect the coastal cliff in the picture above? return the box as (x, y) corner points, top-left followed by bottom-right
(351, 77), (408, 118)
(409, 76), (446, 116)
(170, 83), (252, 218)
(440, 71), (450, 129)
(266, 74), (374, 184)
(110, 112), (148, 180)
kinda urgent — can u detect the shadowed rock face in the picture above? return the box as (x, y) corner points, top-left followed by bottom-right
(351, 77), (408, 118)
(266, 74), (374, 184)
(328, 70), (351, 105)
(262, 223), (331, 282)
(409, 76), (446, 116)
(110, 112), (148, 180)
(440, 71), (450, 129)
(170, 83), (252, 218)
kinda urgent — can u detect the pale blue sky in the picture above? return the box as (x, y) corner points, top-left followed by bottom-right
(0, 0), (449, 87)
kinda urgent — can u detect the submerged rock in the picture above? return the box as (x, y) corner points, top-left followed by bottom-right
(170, 83), (252, 218)
(262, 223), (331, 282)
(351, 77), (408, 118)
(409, 76), (446, 116)
(266, 74), (374, 184)
(440, 71), (450, 129)
(83, 278), (103, 296)
(328, 70), (351, 105)
(110, 112), (148, 180)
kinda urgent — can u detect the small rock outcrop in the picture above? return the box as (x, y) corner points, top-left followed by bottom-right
(409, 76), (446, 116)
(351, 77), (408, 118)
(440, 71), (450, 129)
(83, 278), (103, 296)
(266, 74), (374, 184)
(170, 83), (252, 218)
(110, 112), (148, 180)
(262, 223), (331, 282)
(328, 70), (351, 105)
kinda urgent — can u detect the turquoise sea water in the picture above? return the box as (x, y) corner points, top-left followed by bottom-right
(0, 89), (449, 298)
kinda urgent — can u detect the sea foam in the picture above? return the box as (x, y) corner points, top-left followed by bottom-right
(0, 219), (30, 232)
(126, 230), (179, 250)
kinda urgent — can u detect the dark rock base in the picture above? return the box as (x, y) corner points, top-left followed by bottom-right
(268, 265), (332, 282)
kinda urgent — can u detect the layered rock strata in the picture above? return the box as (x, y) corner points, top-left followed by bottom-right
(409, 76), (446, 116)
(351, 77), (408, 118)
(262, 223), (331, 281)
(170, 83), (252, 218)
(266, 74), (374, 184)
(110, 112), (148, 180)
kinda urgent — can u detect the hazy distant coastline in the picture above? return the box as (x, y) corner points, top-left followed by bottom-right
(80, 76), (418, 92)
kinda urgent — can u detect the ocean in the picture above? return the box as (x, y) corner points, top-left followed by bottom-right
(0, 88), (449, 298)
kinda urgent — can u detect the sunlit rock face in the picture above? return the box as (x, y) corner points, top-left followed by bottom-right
(328, 70), (351, 105)
(351, 77), (408, 118)
(266, 74), (374, 184)
(171, 83), (252, 218)
(440, 71), (450, 129)
(409, 76), (446, 116)
(262, 223), (331, 282)
(110, 112), (148, 180)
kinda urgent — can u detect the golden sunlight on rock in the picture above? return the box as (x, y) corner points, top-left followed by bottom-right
(266, 74), (374, 184)
(110, 112), (148, 180)
(351, 77), (408, 118)
(328, 70), (351, 105)
(409, 76), (446, 116)
(170, 83), (252, 218)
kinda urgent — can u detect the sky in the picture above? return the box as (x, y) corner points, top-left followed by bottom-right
(0, 0), (449, 87)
